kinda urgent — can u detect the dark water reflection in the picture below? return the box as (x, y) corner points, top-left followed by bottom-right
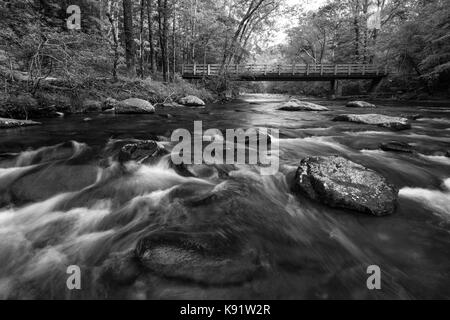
(0, 94), (449, 299)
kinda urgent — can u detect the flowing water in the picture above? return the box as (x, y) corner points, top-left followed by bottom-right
(0, 94), (449, 300)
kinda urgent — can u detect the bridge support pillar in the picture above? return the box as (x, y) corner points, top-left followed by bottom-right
(330, 80), (342, 98)
(368, 78), (383, 96)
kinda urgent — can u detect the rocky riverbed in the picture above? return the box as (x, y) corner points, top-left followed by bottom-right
(0, 94), (449, 299)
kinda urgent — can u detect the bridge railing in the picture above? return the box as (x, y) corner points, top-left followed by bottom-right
(182, 64), (388, 77)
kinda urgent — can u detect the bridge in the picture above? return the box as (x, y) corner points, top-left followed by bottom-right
(182, 64), (389, 96)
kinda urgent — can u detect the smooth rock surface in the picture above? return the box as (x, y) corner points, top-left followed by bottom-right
(115, 98), (155, 114)
(179, 95), (206, 107)
(333, 114), (411, 130)
(346, 101), (376, 108)
(278, 99), (329, 111)
(136, 231), (261, 285)
(293, 156), (398, 216)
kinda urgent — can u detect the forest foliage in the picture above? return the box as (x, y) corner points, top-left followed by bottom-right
(278, 0), (450, 95)
(0, 0), (448, 100)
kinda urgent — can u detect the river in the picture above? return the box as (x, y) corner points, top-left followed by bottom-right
(0, 94), (449, 299)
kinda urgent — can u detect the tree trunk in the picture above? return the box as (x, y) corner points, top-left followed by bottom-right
(106, 9), (119, 81)
(123, 0), (135, 77)
(172, 2), (177, 79)
(147, 0), (156, 73)
(140, 0), (145, 78)
(158, 0), (169, 82)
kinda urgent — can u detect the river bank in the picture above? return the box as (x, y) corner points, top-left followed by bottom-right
(0, 78), (214, 121)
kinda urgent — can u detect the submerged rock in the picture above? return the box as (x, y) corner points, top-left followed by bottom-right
(380, 141), (414, 153)
(0, 117), (41, 129)
(115, 98), (155, 114)
(118, 140), (194, 177)
(135, 231), (261, 285)
(179, 95), (206, 107)
(293, 156), (398, 216)
(278, 99), (329, 111)
(346, 101), (376, 108)
(333, 114), (411, 131)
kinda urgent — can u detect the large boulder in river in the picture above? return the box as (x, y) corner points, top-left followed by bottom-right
(293, 156), (398, 216)
(115, 98), (155, 114)
(278, 99), (329, 111)
(117, 140), (194, 177)
(333, 114), (411, 131)
(346, 101), (376, 108)
(179, 95), (206, 107)
(0, 117), (41, 129)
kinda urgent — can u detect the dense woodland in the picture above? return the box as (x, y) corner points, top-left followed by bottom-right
(267, 0), (450, 96)
(0, 0), (449, 118)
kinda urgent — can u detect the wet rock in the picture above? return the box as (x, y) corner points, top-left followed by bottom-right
(278, 99), (329, 111)
(333, 114), (411, 131)
(118, 140), (168, 163)
(179, 95), (206, 107)
(0, 117), (41, 129)
(135, 231), (261, 285)
(346, 101), (376, 108)
(103, 97), (118, 110)
(293, 156), (398, 216)
(117, 140), (193, 177)
(115, 98), (155, 114)
(380, 141), (414, 153)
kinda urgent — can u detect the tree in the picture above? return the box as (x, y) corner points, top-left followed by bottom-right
(122, 0), (135, 77)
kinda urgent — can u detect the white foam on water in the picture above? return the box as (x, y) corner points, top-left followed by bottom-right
(0, 165), (37, 186)
(15, 141), (88, 167)
(406, 133), (450, 143)
(418, 154), (450, 165)
(344, 131), (394, 136)
(360, 149), (386, 155)
(278, 136), (350, 153)
(418, 118), (450, 124)
(400, 178), (450, 221)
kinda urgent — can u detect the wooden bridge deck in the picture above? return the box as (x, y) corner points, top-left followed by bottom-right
(182, 64), (389, 81)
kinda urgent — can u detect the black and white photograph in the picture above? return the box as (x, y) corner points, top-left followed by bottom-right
(0, 0), (449, 303)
